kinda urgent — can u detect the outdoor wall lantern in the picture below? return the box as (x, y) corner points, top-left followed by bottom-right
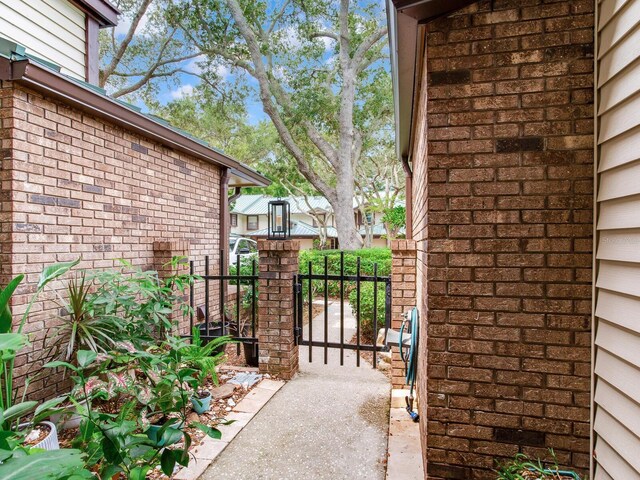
(268, 199), (290, 240)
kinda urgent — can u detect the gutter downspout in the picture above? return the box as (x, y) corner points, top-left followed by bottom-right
(402, 155), (413, 239)
(220, 169), (230, 312)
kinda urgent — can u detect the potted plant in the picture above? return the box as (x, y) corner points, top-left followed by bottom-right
(191, 389), (212, 414)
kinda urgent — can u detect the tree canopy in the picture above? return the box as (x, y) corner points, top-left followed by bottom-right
(100, 0), (401, 249)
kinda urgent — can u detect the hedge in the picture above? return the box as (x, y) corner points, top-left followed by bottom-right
(298, 248), (391, 297)
(347, 282), (387, 340)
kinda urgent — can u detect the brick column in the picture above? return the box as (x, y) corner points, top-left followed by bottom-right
(391, 240), (417, 389)
(257, 240), (300, 379)
(153, 240), (190, 333)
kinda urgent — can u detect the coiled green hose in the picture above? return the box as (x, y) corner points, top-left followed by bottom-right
(399, 307), (419, 421)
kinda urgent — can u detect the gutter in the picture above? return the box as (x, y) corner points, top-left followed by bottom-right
(72, 0), (120, 27)
(0, 57), (270, 188)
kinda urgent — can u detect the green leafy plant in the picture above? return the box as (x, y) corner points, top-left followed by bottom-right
(87, 258), (197, 343)
(48, 272), (123, 364)
(48, 345), (227, 479)
(495, 452), (581, 480)
(0, 260), (79, 412)
(348, 282), (386, 340)
(0, 448), (92, 480)
(174, 330), (231, 386)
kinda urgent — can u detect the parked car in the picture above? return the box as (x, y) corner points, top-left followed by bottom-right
(229, 236), (258, 266)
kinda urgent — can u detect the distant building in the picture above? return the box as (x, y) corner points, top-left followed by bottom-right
(230, 195), (403, 249)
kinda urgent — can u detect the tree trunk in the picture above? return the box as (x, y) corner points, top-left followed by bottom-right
(332, 175), (363, 250)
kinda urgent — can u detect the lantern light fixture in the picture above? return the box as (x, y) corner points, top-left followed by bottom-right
(268, 199), (290, 240)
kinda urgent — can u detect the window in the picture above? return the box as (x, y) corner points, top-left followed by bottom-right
(247, 215), (259, 231)
(365, 212), (373, 225)
(230, 214), (238, 227)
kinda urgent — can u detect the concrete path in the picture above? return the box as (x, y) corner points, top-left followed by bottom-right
(201, 301), (391, 480)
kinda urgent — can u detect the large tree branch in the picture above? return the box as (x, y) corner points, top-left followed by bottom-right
(101, 0), (154, 87)
(351, 27), (387, 69)
(309, 31), (339, 42)
(112, 52), (201, 78)
(224, 0), (335, 201)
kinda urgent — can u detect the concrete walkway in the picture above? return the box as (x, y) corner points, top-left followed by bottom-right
(201, 301), (391, 480)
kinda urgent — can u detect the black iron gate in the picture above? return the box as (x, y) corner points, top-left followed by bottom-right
(293, 252), (391, 368)
(187, 252), (259, 364)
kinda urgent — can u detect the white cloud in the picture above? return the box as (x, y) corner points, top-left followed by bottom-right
(170, 84), (194, 99)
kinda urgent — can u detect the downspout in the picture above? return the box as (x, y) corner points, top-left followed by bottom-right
(220, 169), (230, 308)
(402, 154), (413, 239)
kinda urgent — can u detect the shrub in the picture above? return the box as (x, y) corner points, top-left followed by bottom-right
(298, 248), (391, 297)
(348, 282), (387, 340)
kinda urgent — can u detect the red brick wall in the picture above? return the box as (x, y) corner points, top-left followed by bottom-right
(0, 81), (224, 400)
(391, 240), (417, 388)
(411, 1), (594, 477)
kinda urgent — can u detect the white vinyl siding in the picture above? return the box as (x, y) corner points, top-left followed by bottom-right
(595, 0), (640, 478)
(0, 0), (86, 80)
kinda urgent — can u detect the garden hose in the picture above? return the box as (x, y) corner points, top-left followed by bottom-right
(399, 307), (419, 423)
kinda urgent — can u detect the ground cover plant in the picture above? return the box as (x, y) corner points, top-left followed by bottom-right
(496, 452), (581, 480)
(0, 258), (238, 479)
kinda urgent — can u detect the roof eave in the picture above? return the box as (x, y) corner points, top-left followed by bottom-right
(0, 57), (270, 187)
(72, 0), (120, 27)
(387, 0), (478, 163)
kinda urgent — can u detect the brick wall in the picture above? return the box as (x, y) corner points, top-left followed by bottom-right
(391, 240), (417, 388)
(411, 1), (594, 477)
(0, 81), (224, 401)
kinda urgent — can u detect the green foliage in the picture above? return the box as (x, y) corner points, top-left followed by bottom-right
(47, 257), (198, 364)
(0, 260), (78, 414)
(1, 259), (230, 478)
(382, 206), (406, 230)
(495, 452), (581, 480)
(348, 282), (386, 340)
(298, 248), (391, 297)
(46, 343), (228, 479)
(0, 448), (92, 480)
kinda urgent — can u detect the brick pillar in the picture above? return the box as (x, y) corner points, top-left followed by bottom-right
(391, 240), (417, 389)
(153, 240), (190, 333)
(257, 239), (300, 379)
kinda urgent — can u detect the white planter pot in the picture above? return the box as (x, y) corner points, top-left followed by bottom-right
(19, 421), (59, 450)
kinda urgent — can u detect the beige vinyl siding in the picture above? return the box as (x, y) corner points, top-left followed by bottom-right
(0, 0), (86, 80)
(595, 0), (640, 478)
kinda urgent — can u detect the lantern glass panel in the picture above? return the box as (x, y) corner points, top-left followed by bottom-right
(274, 204), (284, 232)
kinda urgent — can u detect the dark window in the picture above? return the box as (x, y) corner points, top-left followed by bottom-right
(247, 215), (259, 231)
(230, 214), (238, 227)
